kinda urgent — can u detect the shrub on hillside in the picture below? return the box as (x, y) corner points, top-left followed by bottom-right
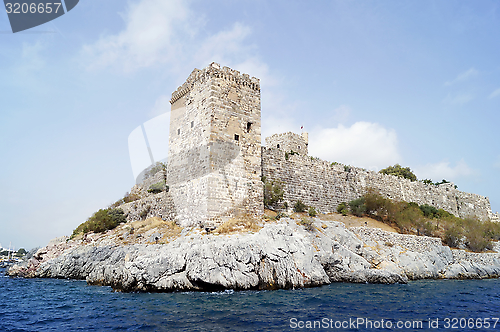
(336, 202), (349, 216)
(148, 180), (168, 194)
(294, 200), (307, 213)
(308, 207), (317, 217)
(379, 164), (417, 182)
(394, 203), (424, 233)
(124, 193), (141, 203)
(364, 190), (390, 218)
(348, 197), (366, 217)
(419, 204), (439, 218)
(72, 208), (127, 237)
(355, 190), (500, 252)
(444, 226), (463, 248)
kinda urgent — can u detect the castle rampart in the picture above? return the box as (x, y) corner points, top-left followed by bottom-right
(262, 146), (493, 220)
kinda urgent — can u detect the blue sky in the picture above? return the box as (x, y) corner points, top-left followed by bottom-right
(1, 0), (499, 250)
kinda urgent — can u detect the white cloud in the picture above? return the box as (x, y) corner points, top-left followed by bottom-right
(414, 159), (473, 182)
(489, 88), (500, 99)
(442, 92), (474, 105)
(81, 0), (264, 78)
(308, 122), (401, 170)
(82, 0), (198, 72)
(444, 67), (478, 86)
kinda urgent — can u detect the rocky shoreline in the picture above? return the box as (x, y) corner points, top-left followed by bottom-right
(8, 218), (500, 292)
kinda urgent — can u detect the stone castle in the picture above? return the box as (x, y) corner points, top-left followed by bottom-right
(123, 63), (499, 226)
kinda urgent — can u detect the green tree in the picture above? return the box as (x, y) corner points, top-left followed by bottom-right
(379, 164), (417, 181)
(264, 180), (284, 210)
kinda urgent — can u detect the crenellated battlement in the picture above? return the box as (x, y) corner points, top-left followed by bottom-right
(170, 62), (260, 104)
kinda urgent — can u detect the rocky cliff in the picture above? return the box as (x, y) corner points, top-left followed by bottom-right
(8, 218), (500, 292)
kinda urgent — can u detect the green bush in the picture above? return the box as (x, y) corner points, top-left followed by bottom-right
(394, 204), (424, 233)
(437, 209), (453, 219)
(348, 197), (366, 217)
(337, 202), (348, 214)
(444, 226), (463, 248)
(294, 200), (307, 213)
(467, 231), (492, 252)
(379, 164), (417, 182)
(72, 208), (127, 237)
(419, 204), (439, 218)
(421, 179), (433, 185)
(308, 207), (317, 217)
(264, 180), (284, 210)
(364, 190), (390, 218)
(483, 220), (500, 241)
(124, 193), (141, 203)
(148, 180), (168, 194)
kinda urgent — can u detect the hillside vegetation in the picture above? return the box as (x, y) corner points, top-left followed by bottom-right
(340, 189), (500, 252)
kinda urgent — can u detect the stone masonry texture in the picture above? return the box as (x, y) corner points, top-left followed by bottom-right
(168, 62), (263, 227)
(261, 147), (494, 220)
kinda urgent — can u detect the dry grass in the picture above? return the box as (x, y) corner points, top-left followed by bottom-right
(130, 217), (165, 232)
(121, 217), (182, 244)
(215, 215), (262, 235)
(263, 209), (278, 221)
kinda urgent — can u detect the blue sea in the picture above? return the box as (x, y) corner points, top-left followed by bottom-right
(1, 268), (499, 331)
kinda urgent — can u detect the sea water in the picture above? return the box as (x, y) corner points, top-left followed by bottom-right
(1, 268), (499, 331)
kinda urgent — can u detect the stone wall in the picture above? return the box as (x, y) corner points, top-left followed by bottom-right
(262, 147), (493, 220)
(122, 170), (175, 222)
(120, 191), (176, 222)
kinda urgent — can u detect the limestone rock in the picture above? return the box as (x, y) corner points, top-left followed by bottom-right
(8, 219), (500, 292)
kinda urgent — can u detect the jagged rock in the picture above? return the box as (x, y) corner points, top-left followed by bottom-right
(7, 219), (500, 292)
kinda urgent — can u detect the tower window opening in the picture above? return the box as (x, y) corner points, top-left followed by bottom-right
(177, 128), (180, 135)
(277, 144), (280, 149)
(234, 134), (239, 141)
(191, 121), (194, 128)
(247, 122), (252, 132)
(298, 145), (301, 149)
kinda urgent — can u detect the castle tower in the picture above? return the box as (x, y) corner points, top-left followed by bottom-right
(265, 132), (309, 155)
(168, 63), (263, 227)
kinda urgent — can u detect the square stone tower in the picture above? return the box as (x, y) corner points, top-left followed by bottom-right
(168, 62), (263, 227)
(265, 132), (309, 155)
